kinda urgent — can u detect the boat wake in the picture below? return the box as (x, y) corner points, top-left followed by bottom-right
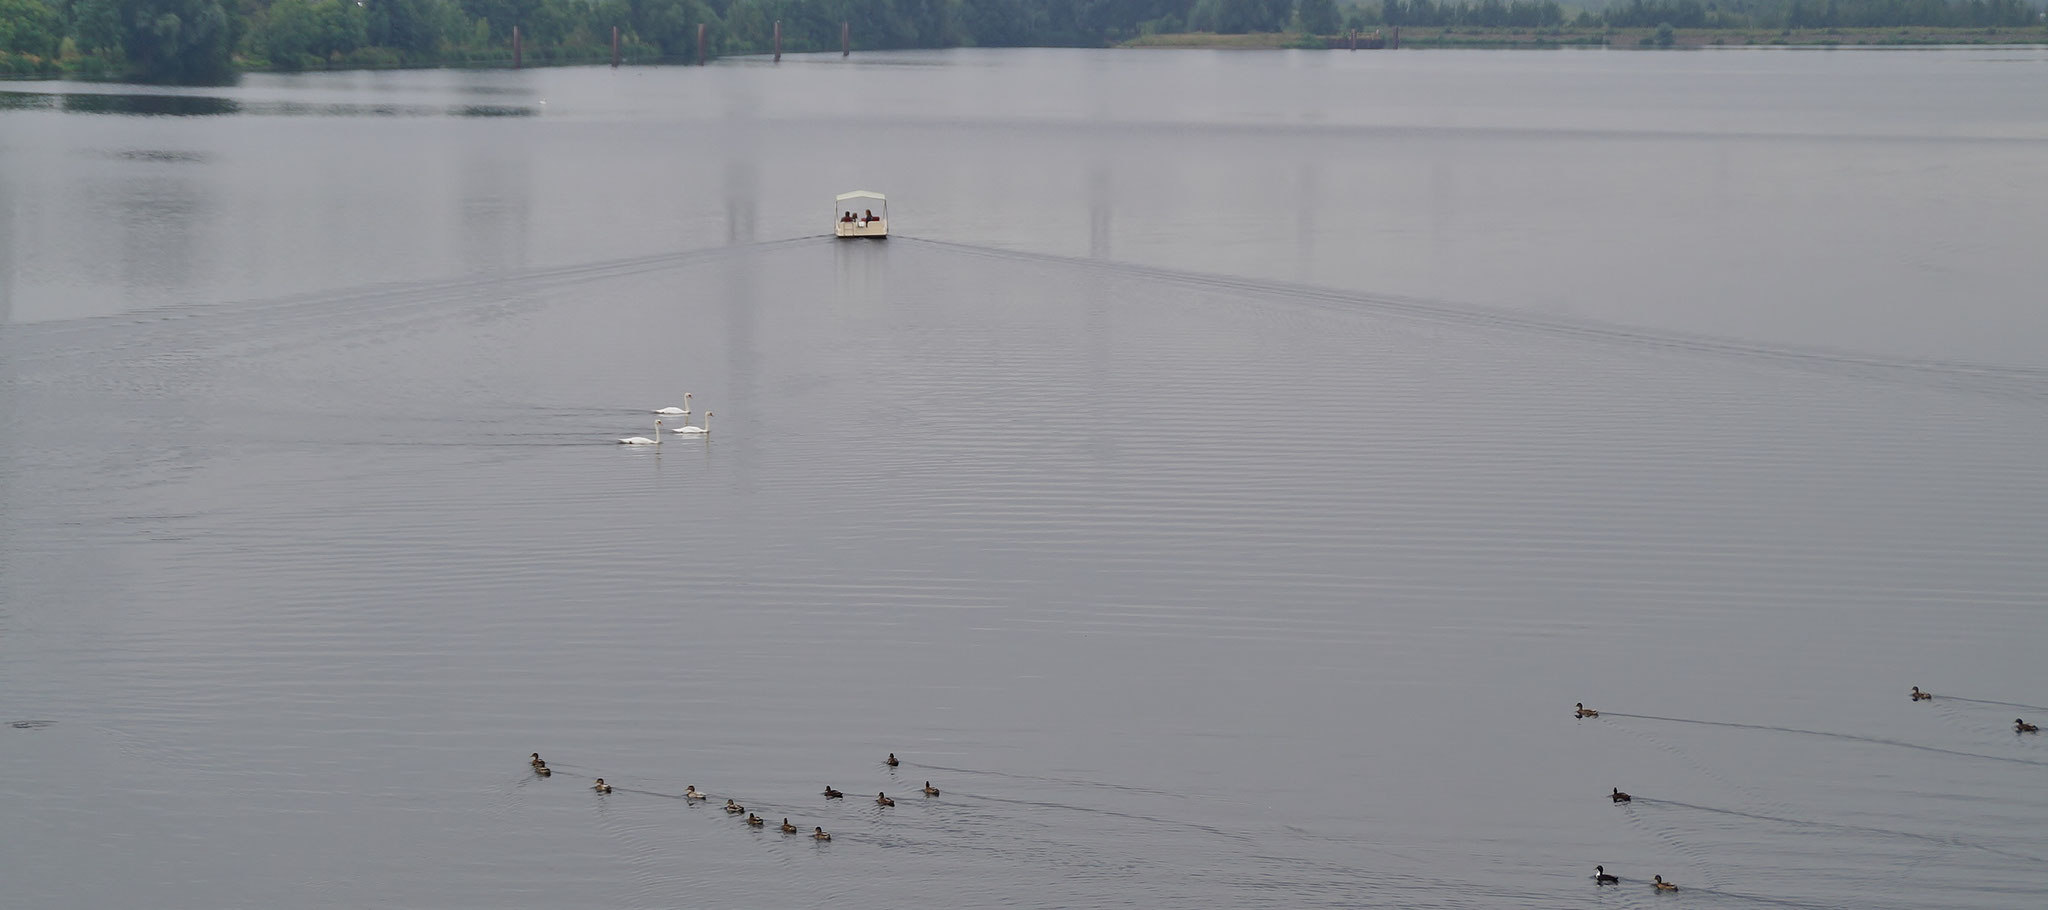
(900, 237), (2048, 402)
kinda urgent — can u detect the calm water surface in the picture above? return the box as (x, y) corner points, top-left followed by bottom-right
(2, 48), (2046, 909)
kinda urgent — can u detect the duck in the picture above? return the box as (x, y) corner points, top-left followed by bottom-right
(813, 826), (832, 841)
(1594, 865), (1618, 885)
(922, 781), (940, 797)
(684, 786), (708, 801)
(2018, 718), (2040, 733)
(823, 786), (844, 799)
(1653, 875), (1678, 891)
(536, 765), (552, 777)
(1611, 787), (1632, 803)
(593, 779), (612, 793)
(530, 753), (546, 768)
(780, 818), (798, 833)
(724, 799), (745, 814)
(876, 792), (895, 807)
(672, 412), (712, 436)
(619, 419), (662, 446)
(1911, 686), (1932, 701)
(1575, 703), (1599, 718)
(654, 393), (692, 417)
(885, 752), (899, 767)
(746, 813), (765, 827)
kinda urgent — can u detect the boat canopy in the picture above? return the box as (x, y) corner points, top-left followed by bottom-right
(834, 190), (889, 238)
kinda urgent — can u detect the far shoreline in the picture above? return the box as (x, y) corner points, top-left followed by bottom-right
(1122, 26), (2048, 49)
(6, 30), (2046, 85)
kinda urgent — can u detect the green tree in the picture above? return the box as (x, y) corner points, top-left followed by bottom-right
(960, 0), (1046, 45)
(460, 0), (537, 41)
(92, 0), (238, 81)
(1298, 0), (1338, 32)
(0, 0), (65, 56)
(630, 0), (717, 57)
(258, 0), (366, 66)
(65, 0), (128, 54)
(364, 0), (455, 55)
(1214, 0), (1283, 31)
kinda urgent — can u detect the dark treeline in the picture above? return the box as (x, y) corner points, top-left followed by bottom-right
(1376, 0), (2036, 27)
(1593, 0), (2038, 26)
(0, 0), (2040, 82)
(1376, 0), (1565, 25)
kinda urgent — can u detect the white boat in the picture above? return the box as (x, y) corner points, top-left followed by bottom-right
(834, 191), (888, 238)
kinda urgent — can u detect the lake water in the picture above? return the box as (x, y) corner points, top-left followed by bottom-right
(3, 47), (2047, 909)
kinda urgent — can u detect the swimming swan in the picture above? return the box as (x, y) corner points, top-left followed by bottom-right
(654, 393), (692, 416)
(672, 412), (712, 436)
(619, 419), (662, 445)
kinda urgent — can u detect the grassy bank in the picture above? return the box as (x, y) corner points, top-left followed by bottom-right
(1120, 32), (1312, 49)
(0, 49), (688, 82)
(1124, 26), (2048, 49)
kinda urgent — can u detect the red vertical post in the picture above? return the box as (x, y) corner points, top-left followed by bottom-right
(512, 25), (522, 69)
(612, 26), (620, 67)
(697, 23), (707, 64)
(773, 20), (782, 62)
(842, 22), (850, 57)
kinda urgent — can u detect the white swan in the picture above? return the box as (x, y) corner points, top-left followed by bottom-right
(654, 393), (692, 416)
(619, 419), (663, 445)
(672, 412), (712, 436)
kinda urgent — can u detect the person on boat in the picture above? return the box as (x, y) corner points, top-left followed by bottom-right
(842, 211), (854, 223)
(864, 209), (875, 224)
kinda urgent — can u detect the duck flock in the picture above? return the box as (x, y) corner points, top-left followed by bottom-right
(525, 689), (2034, 891)
(1576, 685), (2039, 892)
(525, 750), (933, 844)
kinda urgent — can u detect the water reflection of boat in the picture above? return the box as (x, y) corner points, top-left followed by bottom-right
(834, 190), (888, 238)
